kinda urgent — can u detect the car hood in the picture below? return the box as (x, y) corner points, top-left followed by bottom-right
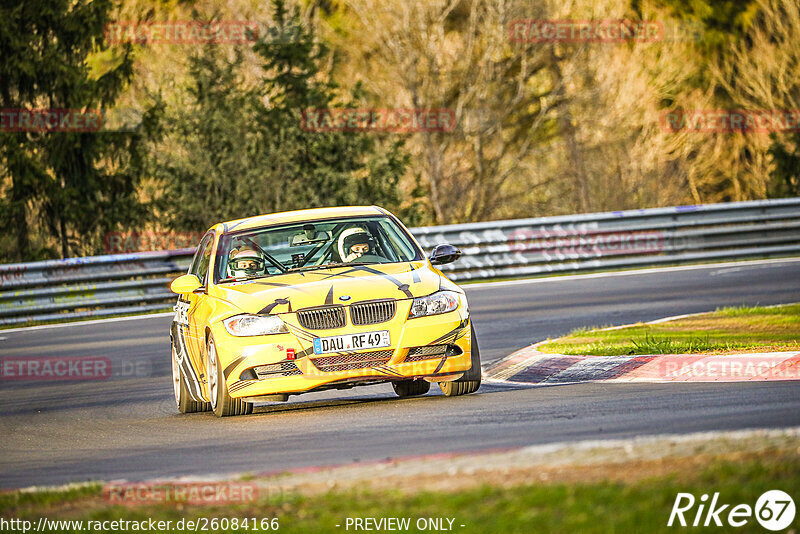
(213, 261), (452, 315)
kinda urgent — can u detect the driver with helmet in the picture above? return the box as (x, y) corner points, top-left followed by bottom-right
(338, 228), (376, 263)
(228, 248), (266, 278)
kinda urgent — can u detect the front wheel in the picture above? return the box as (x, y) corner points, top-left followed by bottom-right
(207, 335), (253, 417)
(392, 379), (430, 397)
(438, 325), (481, 397)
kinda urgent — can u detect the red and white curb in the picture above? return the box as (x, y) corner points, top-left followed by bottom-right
(484, 348), (800, 385)
(484, 312), (800, 385)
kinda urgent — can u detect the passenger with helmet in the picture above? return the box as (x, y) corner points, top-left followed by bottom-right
(337, 227), (376, 263)
(228, 248), (266, 278)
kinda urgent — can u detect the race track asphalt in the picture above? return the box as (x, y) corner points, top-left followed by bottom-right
(1, 258), (799, 489)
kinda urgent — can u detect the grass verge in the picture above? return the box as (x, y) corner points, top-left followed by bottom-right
(538, 303), (800, 356)
(1, 451), (798, 533)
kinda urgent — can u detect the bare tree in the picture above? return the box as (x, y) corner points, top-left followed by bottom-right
(340, 0), (562, 223)
(711, 0), (800, 199)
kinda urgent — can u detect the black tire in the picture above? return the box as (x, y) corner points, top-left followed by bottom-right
(172, 342), (211, 414)
(438, 325), (481, 397)
(207, 335), (253, 417)
(392, 379), (431, 397)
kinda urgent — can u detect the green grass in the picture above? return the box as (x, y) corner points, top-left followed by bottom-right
(1, 453), (798, 533)
(539, 303), (800, 356)
(0, 483), (102, 512)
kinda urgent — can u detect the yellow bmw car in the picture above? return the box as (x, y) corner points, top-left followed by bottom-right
(169, 206), (480, 417)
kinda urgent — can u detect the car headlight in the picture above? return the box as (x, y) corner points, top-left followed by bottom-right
(223, 314), (289, 336)
(408, 291), (461, 319)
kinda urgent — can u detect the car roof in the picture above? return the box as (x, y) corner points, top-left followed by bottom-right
(215, 206), (387, 234)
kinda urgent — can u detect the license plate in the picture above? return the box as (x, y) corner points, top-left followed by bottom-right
(313, 331), (391, 355)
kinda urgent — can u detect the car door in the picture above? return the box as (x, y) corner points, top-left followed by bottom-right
(185, 232), (215, 382)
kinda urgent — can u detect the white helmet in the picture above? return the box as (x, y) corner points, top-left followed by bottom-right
(229, 248), (266, 278)
(338, 228), (374, 262)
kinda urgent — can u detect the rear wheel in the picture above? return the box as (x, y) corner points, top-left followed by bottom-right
(172, 342), (210, 414)
(392, 379), (430, 397)
(438, 325), (482, 397)
(207, 335), (253, 417)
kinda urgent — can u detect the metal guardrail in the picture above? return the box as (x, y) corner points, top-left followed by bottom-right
(1, 198), (798, 325)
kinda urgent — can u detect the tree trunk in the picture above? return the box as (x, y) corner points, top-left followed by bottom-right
(10, 174), (30, 261)
(59, 215), (69, 259)
(548, 49), (590, 213)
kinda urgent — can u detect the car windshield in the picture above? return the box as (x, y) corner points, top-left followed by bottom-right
(215, 215), (422, 283)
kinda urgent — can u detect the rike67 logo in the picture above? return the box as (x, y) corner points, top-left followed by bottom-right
(668, 490), (795, 531)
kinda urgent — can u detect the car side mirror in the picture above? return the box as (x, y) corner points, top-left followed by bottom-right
(170, 274), (202, 294)
(429, 244), (462, 265)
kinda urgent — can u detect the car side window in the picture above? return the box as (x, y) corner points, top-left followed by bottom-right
(189, 233), (214, 286)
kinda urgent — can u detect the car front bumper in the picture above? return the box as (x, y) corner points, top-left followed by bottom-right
(211, 301), (472, 399)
